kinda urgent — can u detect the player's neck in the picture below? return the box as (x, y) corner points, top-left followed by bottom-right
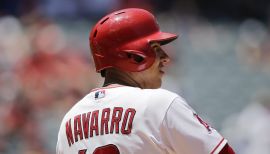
(103, 69), (143, 88)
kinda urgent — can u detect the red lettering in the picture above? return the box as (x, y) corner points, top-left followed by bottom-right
(101, 108), (110, 135)
(110, 107), (123, 134)
(66, 107), (136, 148)
(194, 113), (212, 133)
(74, 114), (83, 142)
(93, 144), (120, 154)
(82, 112), (91, 139)
(121, 108), (136, 134)
(65, 119), (74, 147)
(78, 149), (87, 154)
(90, 110), (99, 137)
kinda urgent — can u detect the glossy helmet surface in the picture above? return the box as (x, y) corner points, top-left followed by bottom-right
(89, 8), (178, 72)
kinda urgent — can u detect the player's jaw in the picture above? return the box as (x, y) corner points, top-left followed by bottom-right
(158, 63), (166, 75)
(144, 51), (170, 88)
(126, 44), (170, 89)
(157, 48), (170, 76)
(129, 59), (164, 89)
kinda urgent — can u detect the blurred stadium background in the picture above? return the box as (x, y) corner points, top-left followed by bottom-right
(0, 0), (270, 153)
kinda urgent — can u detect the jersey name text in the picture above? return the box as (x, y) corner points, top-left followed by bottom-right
(65, 107), (136, 147)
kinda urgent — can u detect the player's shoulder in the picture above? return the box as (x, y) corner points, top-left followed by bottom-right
(120, 87), (180, 105)
(148, 88), (178, 95)
(139, 88), (180, 111)
(135, 88), (181, 127)
(143, 88), (179, 100)
(102, 85), (179, 100)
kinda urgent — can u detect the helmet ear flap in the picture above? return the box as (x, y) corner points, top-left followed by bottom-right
(130, 53), (145, 63)
(121, 50), (146, 64)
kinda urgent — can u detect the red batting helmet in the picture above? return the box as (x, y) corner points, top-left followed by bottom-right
(89, 8), (178, 72)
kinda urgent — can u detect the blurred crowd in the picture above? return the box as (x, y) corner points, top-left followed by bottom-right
(0, 0), (270, 154)
(0, 15), (100, 153)
(222, 91), (270, 154)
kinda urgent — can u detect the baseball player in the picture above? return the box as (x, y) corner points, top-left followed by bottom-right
(57, 8), (235, 154)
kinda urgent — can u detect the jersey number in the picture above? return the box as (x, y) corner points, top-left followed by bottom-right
(79, 144), (120, 154)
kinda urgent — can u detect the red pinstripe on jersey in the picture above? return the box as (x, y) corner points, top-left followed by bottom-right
(91, 84), (125, 92)
(211, 138), (226, 154)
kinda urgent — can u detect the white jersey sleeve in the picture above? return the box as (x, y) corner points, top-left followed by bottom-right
(160, 97), (227, 154)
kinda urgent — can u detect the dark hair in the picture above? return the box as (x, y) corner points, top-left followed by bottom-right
(101, 69), (106, 77)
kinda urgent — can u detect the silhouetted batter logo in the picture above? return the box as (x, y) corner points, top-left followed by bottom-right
(95, 90), (105, 99)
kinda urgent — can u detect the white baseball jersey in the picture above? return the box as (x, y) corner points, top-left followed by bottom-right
(57, 84), (227, 154)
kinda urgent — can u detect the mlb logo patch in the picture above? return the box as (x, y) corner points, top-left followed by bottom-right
(95, 90), (105, 99)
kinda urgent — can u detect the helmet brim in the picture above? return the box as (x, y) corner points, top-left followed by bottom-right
(148, 32), (178, 45)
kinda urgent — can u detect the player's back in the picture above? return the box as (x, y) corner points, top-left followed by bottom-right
(57, 84), (178, 154)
